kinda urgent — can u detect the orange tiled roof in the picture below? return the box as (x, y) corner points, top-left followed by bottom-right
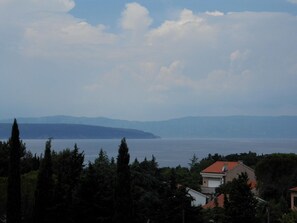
(203, 194), (225, 209)
(201, 161), (239, 174)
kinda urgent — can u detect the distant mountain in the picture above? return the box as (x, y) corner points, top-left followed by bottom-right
(2, 115), (297, 138)
(0, 123), (158, 139)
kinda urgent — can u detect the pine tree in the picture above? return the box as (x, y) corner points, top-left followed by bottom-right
(224, 172), (257, 223)
(34, 139), (54, 223)
(7, 119), (21, 223)
(113, 138), (133, 223)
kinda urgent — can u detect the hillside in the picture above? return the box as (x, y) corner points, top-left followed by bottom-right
(1, 115), (297, 138)
(0, 123), (158, 139)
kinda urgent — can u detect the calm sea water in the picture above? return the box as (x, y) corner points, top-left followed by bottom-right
(20, 138), (297, 167)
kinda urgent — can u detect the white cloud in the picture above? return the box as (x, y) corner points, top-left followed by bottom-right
(288, 0), (297, 4)
(0, 0), (75, 12)
(1, 2), (297, 119)
(230, 50), (250, 62)
(23, 16), (117, 58)
(121, 2), (152, 31)
(206, 11), (224, 16)
(151, 61), (193, 92)
(147, 9), (216, 47)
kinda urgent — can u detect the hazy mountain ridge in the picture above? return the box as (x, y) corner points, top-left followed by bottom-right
(1, 115), (297, 138)
(0, 123), (158, 139)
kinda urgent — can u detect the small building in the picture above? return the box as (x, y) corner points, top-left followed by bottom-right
(203, 194), (265, 209)
(290, 187), (297, 211)
(200, 161), (256, 194)
(203, 194), (225, 209)
(187, 187), (209, 206)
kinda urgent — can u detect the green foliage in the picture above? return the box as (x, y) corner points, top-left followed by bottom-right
(131, 157), (162, 222)
(225, 151), (262, 168)
(255, 153), (297, 201)
(114, 138), (133, 223)
(0, 172), (38, 222)
(7, 119), (22, 223)
(50, 144), (84, 223)
(265, 198), (289, 223)
(0, 139), (40, 178)
(33, 139), (54, 223)
(0, 177), (7, 217)
(0, 142), (9, 177)
(159, 185), (203, 223)
(224, 172), (258, 223)
(21, 171), (38, 223)
(2, 126), (296, 223)
(73, 149), (115, 223)
(279, 211), (297, 223)
(21, 151), (40, 175)
(159, 165), (200, 191)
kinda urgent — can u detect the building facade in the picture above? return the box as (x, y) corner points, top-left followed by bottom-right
(200, 161), (256, 194)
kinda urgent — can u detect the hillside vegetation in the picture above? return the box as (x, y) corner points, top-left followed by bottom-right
(2, 115), (297, 138)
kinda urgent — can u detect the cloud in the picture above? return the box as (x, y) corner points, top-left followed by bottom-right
(23, 17), (117, 58)
(1, 2), (297, 119)
(0, 1), (116, 59)
(288, 0), (297, 4)
(205, 11), (224, 16)
(0, 0), (75, 12)
(148, 9), (216, 45)
(149, 61), (193, 92)
(121, 2), (152, 31)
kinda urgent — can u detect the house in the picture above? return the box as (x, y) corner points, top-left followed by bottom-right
(290, 187), (297, 211)
(203, 194), (225, 209)
(187, 187), (209, 206)
(200, 161), (256, 194)
(203, 193), (265, 209)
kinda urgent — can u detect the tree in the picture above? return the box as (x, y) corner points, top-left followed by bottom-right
(0, 141), (9, 177)
(113, 138), (133, 223)
(224, 172), (257, 223)
(51, 145), (84, 223)
(73, 149), (115, 223)
(7, 119), (22, 223)
(255, 153), (297, 201)
(33, 139), (54, 223)
(189, 154), (199, 170)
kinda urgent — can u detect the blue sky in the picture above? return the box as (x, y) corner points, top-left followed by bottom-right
(0, 0), (297, 120)
(71, 0), (297, 25)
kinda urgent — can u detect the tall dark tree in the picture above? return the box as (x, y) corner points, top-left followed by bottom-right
(34, 139), (54, 223)
(114, 138), (133, 223)
(7, 119), (21, 223)
(51, 145), (84, 223)
(0, 141), (9, 177)
(74, 149), (115, 223)
(224, 172), (257, 223)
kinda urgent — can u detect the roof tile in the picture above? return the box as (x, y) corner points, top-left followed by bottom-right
(203, 194), (225, 209)
(201, 161), (239, 174)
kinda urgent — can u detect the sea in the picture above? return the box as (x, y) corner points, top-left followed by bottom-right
(17, 138), (297, 167)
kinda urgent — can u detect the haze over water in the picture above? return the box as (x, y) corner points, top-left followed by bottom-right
(23, 138), (297, 167)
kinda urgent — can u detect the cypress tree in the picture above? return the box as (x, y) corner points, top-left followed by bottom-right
(34, 139), (54, 223)
(7, 119), (21, 223)
(224, 172), (257, 223)
(113, 138), (133, 223)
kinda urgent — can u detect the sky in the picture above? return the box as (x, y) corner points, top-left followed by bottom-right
(0, 0), (297, 121)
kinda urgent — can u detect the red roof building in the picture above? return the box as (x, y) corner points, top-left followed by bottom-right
(203, 194), (225, 209)
(200, 161), (256, 195)
(201, 161), (239, 174)
(290, 187), (297, 211)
